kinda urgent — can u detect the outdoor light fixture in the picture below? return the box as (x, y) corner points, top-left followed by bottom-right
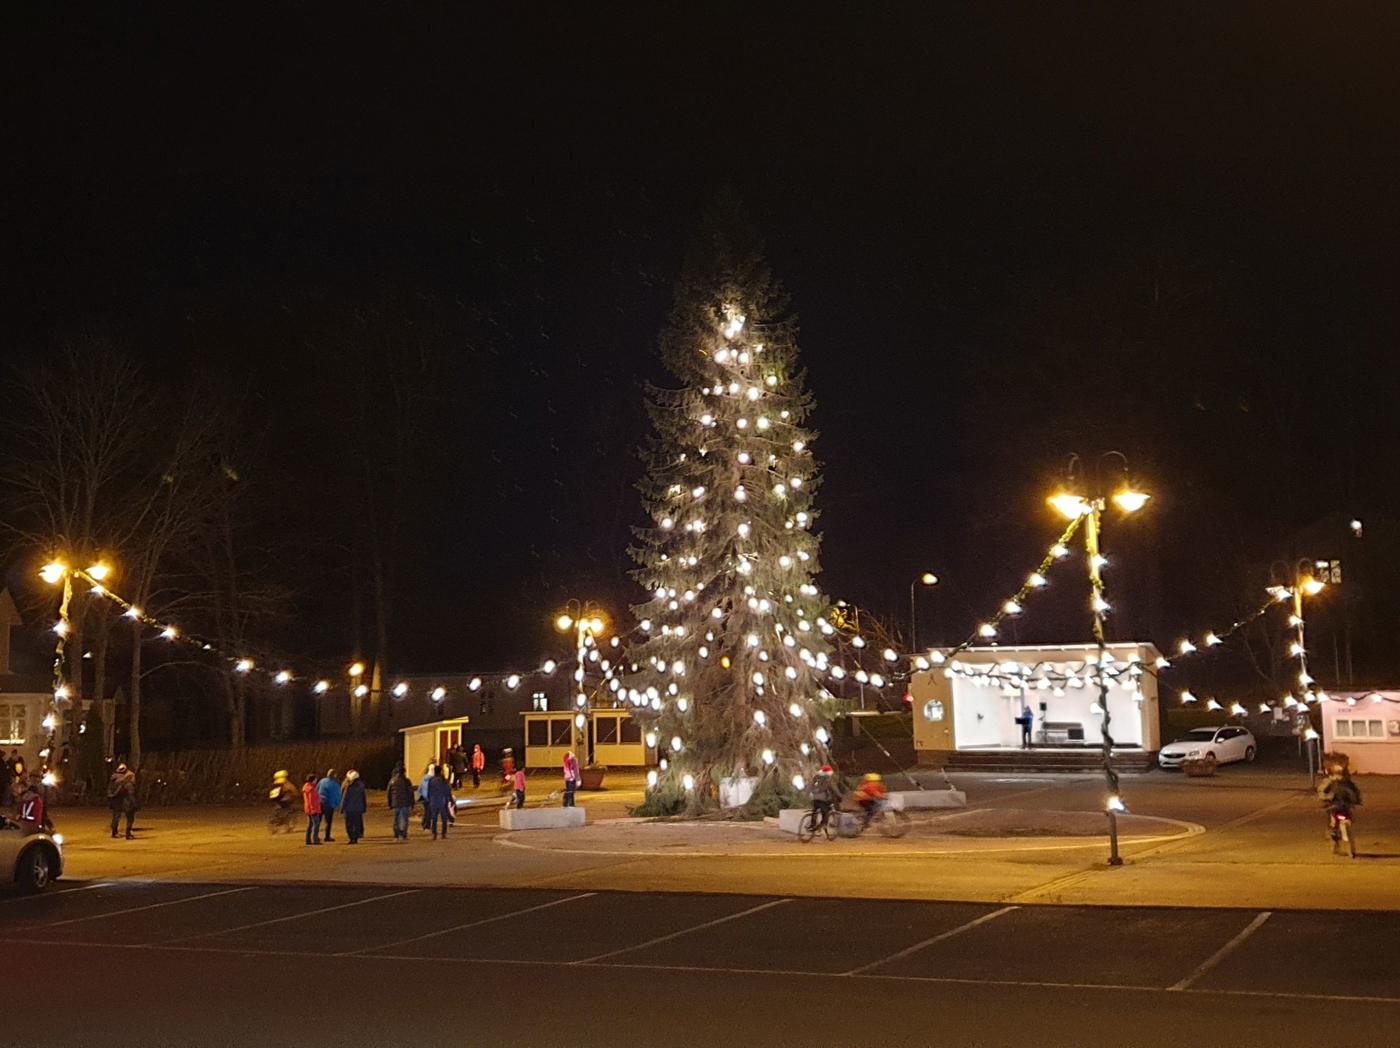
(1048, 492), (1090, 519)
(1111, 488), (1150, 513)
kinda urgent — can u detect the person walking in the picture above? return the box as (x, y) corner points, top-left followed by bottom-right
(426, 763), (452, 839)
(470, 744), (485, 789)
(450, 745), (467, 789)
(418, 763), (435, 830)
(107, 762), (138, 839)
(386, 763), (415, 841)
(512, 764), (526, 810)
(302, 774), (323, 845)
(500, 748), (516, 792)
(270, 770), (298, 833)
(561, 750), (580, 808)
(341, 770), (367, 844)
(18, 774), (48, 834)
(317, 768), (342, 842)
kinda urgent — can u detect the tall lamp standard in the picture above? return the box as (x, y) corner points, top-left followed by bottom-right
(1049, 452), (1150, 867)
(909, 572), (940, 651)
(554, 600), (609, 768)
(40, 558), (113, 776)
(1269, 558), (1327, 783)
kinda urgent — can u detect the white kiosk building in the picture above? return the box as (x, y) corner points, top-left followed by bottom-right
(909, 642), (1163, 769)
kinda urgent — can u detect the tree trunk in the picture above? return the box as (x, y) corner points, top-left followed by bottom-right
(128, 618), (142, 769)
(93, 616), (114, 758)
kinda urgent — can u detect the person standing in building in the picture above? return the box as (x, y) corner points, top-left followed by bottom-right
(470, 744), (485, 789)
(561, 750), (580, 808)
(107, 762), (137, 839)
(386, 763), (416, 841)
(341, 770), (367, 844)
(302, 774), (323, 845)
(317, 768), (342, 842)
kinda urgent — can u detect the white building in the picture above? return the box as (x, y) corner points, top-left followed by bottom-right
(909, 642), (1162, 766)
(0, 590), (47, 773)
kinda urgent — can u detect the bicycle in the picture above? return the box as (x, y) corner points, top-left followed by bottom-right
(268, 805), (296, 835)
(797, 804), (910, 840)
(797, 806), (837, 842)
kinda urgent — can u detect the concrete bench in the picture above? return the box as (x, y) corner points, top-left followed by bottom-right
(886, 789), (967, 811)
(498, 807), (586, 831)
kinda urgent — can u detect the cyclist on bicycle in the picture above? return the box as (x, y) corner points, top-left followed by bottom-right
(1318, 764), (1362, 840)
(269, 769), (298, 830)
(853, 772), (887, 828)
(810, 765), (840, 831)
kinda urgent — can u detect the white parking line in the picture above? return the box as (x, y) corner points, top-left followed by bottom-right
(41, 886), (255, 928)
(573, 898), (791, 964)
(1168, 911), (1272, 991)
(844, 906), (1018, 975)
(341, 892), (597, 956)
(158, 888), (420, 944)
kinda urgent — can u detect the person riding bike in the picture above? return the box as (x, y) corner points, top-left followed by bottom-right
(269, 769), (298, 832)
(1317, 765), (1362, 842)
(809, 765), (841, 831)
(853, 772), (887, 828)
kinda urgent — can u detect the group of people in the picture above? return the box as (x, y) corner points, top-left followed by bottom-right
(439, 744), (488, 789)
(808, 766), (887, 831)
(273, 767), (369, 844)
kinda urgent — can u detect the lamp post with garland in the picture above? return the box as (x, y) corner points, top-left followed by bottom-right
(1048, 452), (1150, 867)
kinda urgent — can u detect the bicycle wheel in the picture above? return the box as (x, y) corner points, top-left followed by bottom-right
(797, 811), (817, 843)
(878, 809), (911, 838)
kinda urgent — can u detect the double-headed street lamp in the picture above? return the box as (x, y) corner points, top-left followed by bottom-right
(1269, 558), (1327, 782)
(1048, 452), (1150, 866)
(909, 571), (939, 651)
(554, 600), (610, 766)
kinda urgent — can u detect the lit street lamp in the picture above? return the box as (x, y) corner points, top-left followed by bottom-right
(1049, 452), (1149, 867)
(908, 571), (939, 651)
(39, 558), (114, 775)
(554, 600), (610, 766)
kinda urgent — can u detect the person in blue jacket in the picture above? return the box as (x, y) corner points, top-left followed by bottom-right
(426, 763), (453, 839)
(340, 770), (367, 844)
(316, 768), (342, 843)
(418, 762), (434, 830)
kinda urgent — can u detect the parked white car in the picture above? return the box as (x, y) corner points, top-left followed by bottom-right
(0, 818), (63, 892)
(1158, 725), (1257, 769)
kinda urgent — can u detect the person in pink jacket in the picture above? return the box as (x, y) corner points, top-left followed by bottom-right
(562, 751), (580, 808)
(512, 766), (526, 810)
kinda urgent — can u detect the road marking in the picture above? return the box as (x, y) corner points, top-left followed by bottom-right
(1168, 910), (1271, 990)
(341, 892), (597, 955)
(0, 880), (112, 906)
(159, 888), (419, 944)
(573, 898), (791, 964)
(6, 935), (1400, 1006)
(843, 906), (1017, 975)
(40, 886), (255, 928)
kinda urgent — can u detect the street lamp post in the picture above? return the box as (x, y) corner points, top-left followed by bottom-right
(909, 572), (939, 651)
(1049, 453), (1150, 867)
(40, 559), (112, 776)
(554, 600), (609, 768)
(1270, 558), (1326, 785)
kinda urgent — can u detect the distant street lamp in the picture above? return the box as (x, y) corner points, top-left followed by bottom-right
(554, 600), (610, 766)
(908, 572), (940, 651)
(1049, 452), (1150, 867)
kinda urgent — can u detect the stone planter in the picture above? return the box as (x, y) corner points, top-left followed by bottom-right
(1183, 757), (1216, 777)
(719, 775), (759, 808)
(579, 766), (607, 791)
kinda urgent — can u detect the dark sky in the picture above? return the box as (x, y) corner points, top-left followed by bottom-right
(5, 5), (1399, 676)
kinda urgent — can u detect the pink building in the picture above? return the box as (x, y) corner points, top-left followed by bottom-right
(1319, 691), (1400, 774)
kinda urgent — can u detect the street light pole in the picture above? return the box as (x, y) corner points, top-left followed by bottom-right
(909, 572), (939, 651)
(1049, 453), (1149, 868)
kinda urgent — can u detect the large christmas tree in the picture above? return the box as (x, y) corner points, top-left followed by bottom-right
(629, 198), (835, 811)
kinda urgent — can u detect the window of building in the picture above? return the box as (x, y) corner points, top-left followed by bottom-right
(1334, 718), (1386, 740)
(922, 700), (945, 723)
(549, 718), (572, 747)
(594, 715), (620, 745)
(527, 719), (549, 747)
(0, 703), (26, 745)
(620, 717), (642, 744)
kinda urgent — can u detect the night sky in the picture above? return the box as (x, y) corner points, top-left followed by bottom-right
(5, 6), (1399, 680)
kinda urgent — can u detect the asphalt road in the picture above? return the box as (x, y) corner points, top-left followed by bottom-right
(6, 880), (1398, 1047)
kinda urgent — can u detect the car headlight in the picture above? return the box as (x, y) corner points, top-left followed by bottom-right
(1186, 749), (1200, 757)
